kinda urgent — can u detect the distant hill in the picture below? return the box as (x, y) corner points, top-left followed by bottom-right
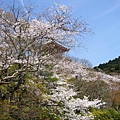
(94, 56), (120, 75)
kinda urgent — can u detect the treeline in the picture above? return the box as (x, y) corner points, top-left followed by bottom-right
(94, 56), (120, 75)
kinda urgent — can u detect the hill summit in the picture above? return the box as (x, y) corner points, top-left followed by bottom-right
(94, 56), (120, 75)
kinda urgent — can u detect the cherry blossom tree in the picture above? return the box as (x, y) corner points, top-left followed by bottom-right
(47, 56), (106, 120)
(0, 3), (90, 86)
(0, 2), (93, 119)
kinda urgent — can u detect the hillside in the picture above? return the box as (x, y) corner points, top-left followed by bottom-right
(50, 57), (120, 119)
(94, 56), (120, 75)
(1, 56), (120, 120)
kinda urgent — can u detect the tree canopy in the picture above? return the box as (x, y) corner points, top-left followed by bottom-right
(94, 56), (120, 75)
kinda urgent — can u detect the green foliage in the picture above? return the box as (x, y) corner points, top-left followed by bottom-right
(0, 61), (61, 120)
(38, 107), (61, 120)
(49, 77), (58, 82)
(110, 87), (120, 110)
(68, 78), (110, 101)
(67, 76), (120, 111)
(94, 56), (120, 75)
(0, 100), (13, 120)
(91, 108), (120, 120)
(45, 64), (54, 71)
(67, 77), (76, 83)
(0, 77), (61, 120)
(0, 114), (13, 120)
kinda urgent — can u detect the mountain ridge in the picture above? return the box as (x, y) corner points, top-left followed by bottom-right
(94, 56), (120, 75)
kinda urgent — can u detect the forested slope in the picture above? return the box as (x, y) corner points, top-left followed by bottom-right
(94, 56), (120, 75)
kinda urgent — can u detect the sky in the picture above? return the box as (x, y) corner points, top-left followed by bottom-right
(3, 0), (120, 66)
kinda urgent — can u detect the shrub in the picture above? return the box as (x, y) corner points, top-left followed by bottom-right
(91, 108), (120, 120)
